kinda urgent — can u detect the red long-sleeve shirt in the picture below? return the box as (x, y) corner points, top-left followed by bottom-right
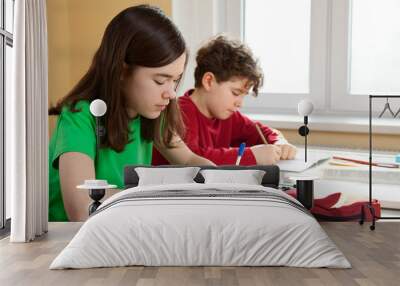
(152, 90), (279, 165)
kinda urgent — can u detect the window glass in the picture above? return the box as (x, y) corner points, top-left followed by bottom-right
(6, 0), (15, 33)
(244, 0), (311, 93)
(350, 0), (400, 94)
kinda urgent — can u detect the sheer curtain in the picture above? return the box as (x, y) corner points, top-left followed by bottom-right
(8, 0), (48, 242)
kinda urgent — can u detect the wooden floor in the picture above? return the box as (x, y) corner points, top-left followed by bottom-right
(0, 222), (399, 286)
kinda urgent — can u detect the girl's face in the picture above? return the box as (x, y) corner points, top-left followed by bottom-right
(121, 53), (186, 119)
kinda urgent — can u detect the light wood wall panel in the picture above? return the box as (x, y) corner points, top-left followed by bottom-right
(281, 129), (399, 152)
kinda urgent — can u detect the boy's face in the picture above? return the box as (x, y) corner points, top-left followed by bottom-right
(204, 76), (251, 120)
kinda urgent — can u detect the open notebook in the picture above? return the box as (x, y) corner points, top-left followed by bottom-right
(277, 148), (330, 172)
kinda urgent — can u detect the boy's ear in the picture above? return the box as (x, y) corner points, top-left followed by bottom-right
(202, 72), (216, 91)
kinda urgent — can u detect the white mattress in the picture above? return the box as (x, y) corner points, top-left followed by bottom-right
(50, 183), (351, 269)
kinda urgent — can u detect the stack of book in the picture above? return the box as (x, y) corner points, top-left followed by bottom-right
(322, 155), (400, 185)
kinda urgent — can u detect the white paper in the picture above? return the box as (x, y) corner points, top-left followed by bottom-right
(277, 149), (330, 172)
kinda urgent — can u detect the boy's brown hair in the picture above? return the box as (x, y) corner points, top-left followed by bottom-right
(194, 35), (263, 95)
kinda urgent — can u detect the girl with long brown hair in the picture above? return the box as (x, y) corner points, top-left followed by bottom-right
(49, 5), (213, 222)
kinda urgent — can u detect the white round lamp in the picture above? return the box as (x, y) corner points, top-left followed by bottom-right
(89, 99), (107, 154)
(90, 99), (107, 117)
(297, 99), (314, 162)
(80, 99), (109, 215)
(298, 99), (314, 117)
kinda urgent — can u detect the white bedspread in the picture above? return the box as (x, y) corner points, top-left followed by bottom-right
(50, 183), (351, 269)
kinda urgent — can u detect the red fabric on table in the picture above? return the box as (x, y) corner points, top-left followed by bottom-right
(286, 189), (381, 222)
(286, 189), (341, 209)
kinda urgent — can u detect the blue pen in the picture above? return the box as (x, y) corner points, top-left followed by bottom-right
(236, 143), (246, 165)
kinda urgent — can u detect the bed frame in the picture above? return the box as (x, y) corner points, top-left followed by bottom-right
(87, 165), (280, 215)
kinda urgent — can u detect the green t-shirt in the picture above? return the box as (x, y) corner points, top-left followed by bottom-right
(49, 100), (153, 221)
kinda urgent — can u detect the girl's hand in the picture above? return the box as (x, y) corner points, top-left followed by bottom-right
(156, 135), (215, 166)
(59, 152), (120, 221)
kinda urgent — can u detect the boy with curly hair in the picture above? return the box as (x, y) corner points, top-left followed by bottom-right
(153, 35), (296, 165)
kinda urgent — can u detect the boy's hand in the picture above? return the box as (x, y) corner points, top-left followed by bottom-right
(276, 143), (297, 160)
(250, 144), (282, 165)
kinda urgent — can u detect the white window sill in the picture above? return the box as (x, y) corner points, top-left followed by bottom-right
(244, 113), (400, 135)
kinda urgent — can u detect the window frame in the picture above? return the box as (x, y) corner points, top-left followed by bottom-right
(330, 0), (363, 112)
(229, 0), (397, 115)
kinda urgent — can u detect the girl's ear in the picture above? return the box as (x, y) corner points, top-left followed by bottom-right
(202, 72), (216, 91)
(121, 62), (130, 81)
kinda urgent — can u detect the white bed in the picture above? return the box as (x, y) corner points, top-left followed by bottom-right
(50, 183), (351, 269)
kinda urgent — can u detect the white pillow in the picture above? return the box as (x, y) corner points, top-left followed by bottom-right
(200, 169), (266, 185)
(135, 167), (200, 186)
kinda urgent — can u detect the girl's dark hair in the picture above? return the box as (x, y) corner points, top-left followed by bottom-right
(49, 5), (186, 152)
(194, 35), (263, 96)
